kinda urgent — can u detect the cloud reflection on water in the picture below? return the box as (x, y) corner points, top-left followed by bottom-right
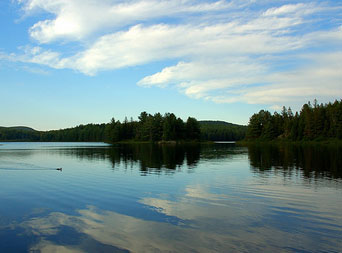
(20, 180), (342, 253)
(1, 143), (342, 252)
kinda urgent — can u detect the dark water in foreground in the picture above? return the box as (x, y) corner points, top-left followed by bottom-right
(0, 142), (341, 252)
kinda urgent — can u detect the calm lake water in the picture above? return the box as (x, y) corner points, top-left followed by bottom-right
(0, 142), (341, 252)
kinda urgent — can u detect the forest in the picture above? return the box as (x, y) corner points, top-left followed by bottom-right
(105, 112), (201, 142)
(200, 121), (246, 141)
(2, 99), (341, 143)
(246, 100), (342, 141)
(0, 112), (246, 142)
(0, 124), (106, 142)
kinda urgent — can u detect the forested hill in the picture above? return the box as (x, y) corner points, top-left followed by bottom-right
(0, 126), (36, 132)
(0, 124), (106, 142)
(0, 126), (40, 141)
(199, 121), (247, 141)
(0, 113), (247, 142)
(200, 120), (241, 127)
(245, 100), (342, 141)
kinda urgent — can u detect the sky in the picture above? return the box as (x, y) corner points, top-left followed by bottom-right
(0, 0), (341, 130)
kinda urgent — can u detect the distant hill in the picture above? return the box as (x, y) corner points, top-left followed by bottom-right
(0, 126), (40, 141)
(0, 126), (37, 132)
(0, 124), (105, 142)
(199, 120), (247, 141)
(199, 120), (245, 127)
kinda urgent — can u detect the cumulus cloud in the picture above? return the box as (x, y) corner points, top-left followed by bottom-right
(18, 0), (230, 43)
(140, 50), (342, 106)
(15, 18), (305, 75)
(207, 51), (342, 106)
(70, 20), (305, 75)
(8, 0), (342, 107)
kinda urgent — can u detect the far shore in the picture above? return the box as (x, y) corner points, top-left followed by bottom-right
(0, 140), (216, 144)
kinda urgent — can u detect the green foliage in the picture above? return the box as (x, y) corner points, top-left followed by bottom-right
(246, 100), (342, 141)
(0, 123), (106, 142)
(186, 117), (201, 140)
(41, 123), (106, 142)
(0, 127), (40, 141)
(200, 121), (246, 141)
(105, 112), (200, 143)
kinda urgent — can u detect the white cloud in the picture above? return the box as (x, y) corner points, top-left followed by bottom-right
(25, 19), (304, 75)
(138, 59), (266, 86)
(6, 46), (64, 69)
(138, 53), (342, 107)
(8, 0), (342, 107)
(138, 59), (267, 100)
(206, 51), (342, 106)
(18, 0), (230, 43)
(263, 3), (311, 17)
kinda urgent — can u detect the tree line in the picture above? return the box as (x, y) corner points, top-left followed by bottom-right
(0, 124), (106, 142)
(104, 112), (201, 142)
(0, 112), (247, 142)
(246, 100), (342, 141)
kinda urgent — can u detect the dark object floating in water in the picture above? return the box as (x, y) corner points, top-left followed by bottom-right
(56, 168), (62, 171)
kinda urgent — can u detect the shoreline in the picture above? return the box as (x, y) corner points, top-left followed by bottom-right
(236, 139), (342, 146)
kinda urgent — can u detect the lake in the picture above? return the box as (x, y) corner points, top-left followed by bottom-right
(0, 142), (341, 252)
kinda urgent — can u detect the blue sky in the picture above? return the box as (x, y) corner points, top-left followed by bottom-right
(0, 0), (341, 130)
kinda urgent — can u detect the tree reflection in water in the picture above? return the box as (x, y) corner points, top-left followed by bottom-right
(56, 143), (244, 174)
(247, 143), (342, 179)
(1, 142), (342, 252)
(52, 142), (342, 179)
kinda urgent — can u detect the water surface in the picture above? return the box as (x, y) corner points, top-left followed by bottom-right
(0, 142), (341, 252)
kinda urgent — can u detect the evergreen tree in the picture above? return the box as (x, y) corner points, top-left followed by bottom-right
(186, 117), (201, 140)
(245, 99), (342, 142)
